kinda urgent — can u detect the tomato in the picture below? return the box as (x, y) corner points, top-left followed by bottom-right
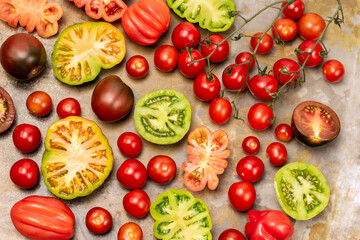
(0, 33), (46, 81)
(249, 74), (278, 101)
(235, 52), (255, 70)
(209, 98), (232, 124)
(298, 13), (325, 40)
(172, 22), (201, 50)
(91, 75), (134, 122)
(178, 49), (206, 78)
(193, 73), (221, 102)
(11, 196), (74, 240)
(272, 18), (297, 42)
(322, 59), (345, 83)
(245, 210), (294, 240)
(56, 98), (81, 119)
(117, 132), (143, 158)
(118, 222), (143, 240)
(219, 229), (246, 240)
(281, 0), (304, 20)
(154, 45), (178, 72)
(10, 159), (39, 189)
(242, 136), (260, 154)
(121, 0), (170, 45)
(86, 207), (113, 235)
(266, 142), (288, 166)
(183, 126), (230, 191)
(236, 156), (264, 183)
(26, 91), (52, 117)
(200, 34), (229, 63)
(273, 58), (300, 86)
(275, 123), (293, 142)
(0, 87), (15, 134)
(126, 55), (149, 79)
(147, 155), (177, 184)
(296, 40), (324, 67)
(222, 64), (249, 92)
(117, 159), (147, 189)
(123, 189), (150, 218)
(12, 124), (41, 153)
(228, 182), (256, 212)
(250, 32), (273, 54)
(247, 103), (274, 131)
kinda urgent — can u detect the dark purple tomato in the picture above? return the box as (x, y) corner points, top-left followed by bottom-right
(0, 87), (15, 134)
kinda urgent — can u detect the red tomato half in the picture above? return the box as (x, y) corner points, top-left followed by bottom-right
(296, 40), (324, 67)
(235, 52), (255, 70)
(193, 73), (221, 102)
(322, 59), (345, 83)
(86, 207), (113, 234)
(273, 58), (300, 86)
(281, 0), (304, 20)
(298, 13), (326, 40)
(247, 103), (274, 131)
(222, 64), (249, 92)
(178, 49), (206, 78)
(123, 189), (150, 218)
(154, 45), (178, 72)
(200, 34), (229, 63)
(228, 182), (256, 212)
(10, 159), (39, 189)
(250, 32), (273, 54)
(249, 74), (278, 101)
(272, 18), (297, 42)
(172, 22), (201, 50)
(12, 124), (41, 153)
(147, 155), (177, 184)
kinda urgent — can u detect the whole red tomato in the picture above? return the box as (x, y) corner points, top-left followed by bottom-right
(193, 73), (221, 102)
(26, 91), (52, 116)
(249, 74), (278, 101)
(117, 132), (143, 158)
(200, 34), (229, 63)
(236, 156), (264, 183)
(222, 64), (249, 92)
(228, 182), (256, 212)
(178, 49), (206, 78)
(12, 124), (41, 153)
(242, 136), (260, 154)
(10, 159), (39, 189)
(86, 207), (113, 235)
(275, 123), (293, 142)
(235, 52), (255, 70)
(219, 229), (246, 240)
(117, 159), (147, 189)
(281, 0), (304, 20)
(266, 142), (288, 166)
(123, 189), (151, 218)
(126, 55), (149, 79)
(322, 59), (345, 83)
(298, 13), (326, 40)
(56, 98), (81, 119)
(296, 40), (324, 67)
(272, 18), (297, 42)
(250, 32), (273, 54)
(154, 45), (178, 72)
(118, 222), (143, 240)
(172, 22), (201, 50)
(273, 58), (300, 86)
(147, 155), (177, 184)
(247, 103), (274, 131)
(209, 98), (232, 124)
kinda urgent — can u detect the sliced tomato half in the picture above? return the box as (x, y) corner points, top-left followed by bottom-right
(183, 126), (230, 191)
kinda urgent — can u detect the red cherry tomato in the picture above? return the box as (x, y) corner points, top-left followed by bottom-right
(12, 124), (41, 153)
(172, 22), (201, 50)
(322, 59), (345, 83)
(118, 222), (143, 240)
(281, 0), (304, 20)
(123, 189), (150, 218)
(178, 49), (206, 79)
(266, 142), (288, 166)
(10, 159), (39, 189)
(242, 136), (260, 154)
(126, 55), (149, 79)
(193, 73), (221, 102)
(247, 103), (274, 131)
(209, 98), (232, 124)
(228, 182), (256, 212)
(26, 91), (52, 116)
(222, 64), (249, 92)
(219, 229), (246, 240)
(56, 98), (81, 119)
(272, 18), (297, 42)
(117, 159), (147, 189)
(154, 45), (178, 72)
(235, 52), (255, 70)
(200, 34), (229, 63)
(147, 155), (177, 184)
(273, 58), (300, 86)
(298, 13), (325, 40)
(275, 123), (293, 142)
(236, 156), (264, 183)
(250, 32), (273, 54)
(85, 207), (113, 235)
(296, 40), (324, 67)
(117, 132), (143, 158)
(249, 74), (278, 101)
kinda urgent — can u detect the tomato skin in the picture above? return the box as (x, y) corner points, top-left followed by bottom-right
(172, 22), (201, 50)
(242, 136), (260, 155)
(235, 52), (255, 70)
(219, 229), (246, 240)
(228, 182), (256, 212)
(247, 103), (274, 131)
(236, 156), (264, 183)
(56, 98), (81, 119)
(249, 74), (278, 101)
(322, 60), (345, 83)
(118, 222), (143, 240)
(123, 189), (151, 218)
(117, 132), (143, 158)
(222, 64), (249, 92)
(117, 159), (147, 189)
(200, 34), (229, 63)
(272, 18), (297, 42)
(275, 123), (293, 142)
(281, 0), (304, 20)
(154, 45), (178, 72)
(147, 155), (177, 184)
(209, 98), (232, 124)
(178, 49), (206, 78)
(10, 159), (39, 189)
(12, 124), (41, 153)
(298, 13), (326, 40)
(126, 55), (149, 79)
(296, 40), (324, 67)
(250, 32), (273, 54)
(193, 73), (221, 102)
(26, 91), (52, 117)
(86, 207), (113, 235)
(266, 142), (288, 166)
(273, 58), (300, 86)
